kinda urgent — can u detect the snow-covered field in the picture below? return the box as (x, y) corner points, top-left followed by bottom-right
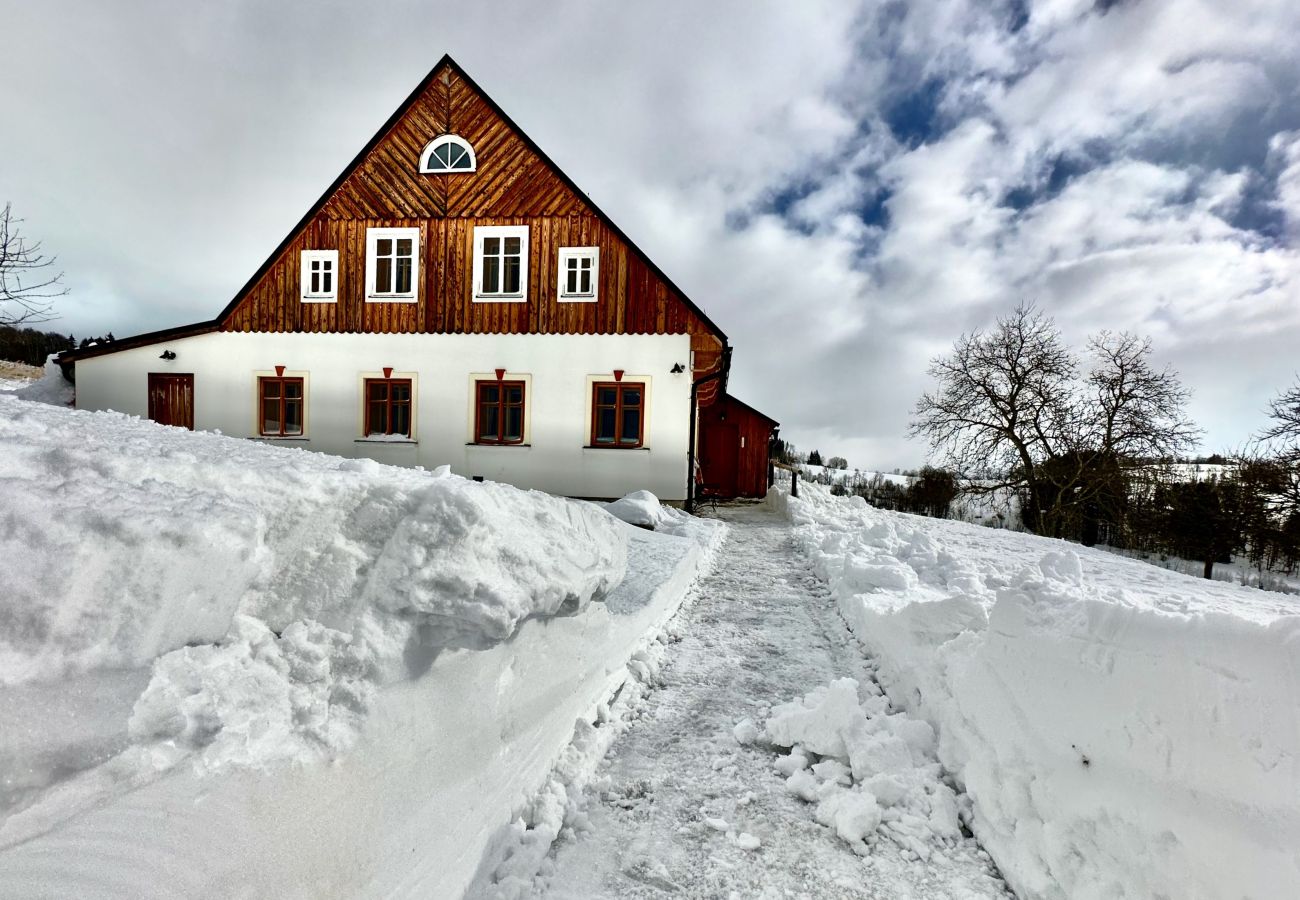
(0, 393), (722, 898)
(776, 482), (1300, 900)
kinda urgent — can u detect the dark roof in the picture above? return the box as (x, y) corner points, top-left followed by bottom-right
(62, 53), (727, 364)
(723, 393), (779, 427)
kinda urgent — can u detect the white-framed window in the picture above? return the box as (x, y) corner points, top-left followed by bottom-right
(300, 250), (338, 302)
(366, 227), (419, 303)
(557, 247), (599, 302)
(472, 225), (529, 303)
(419, 134), (476, 173)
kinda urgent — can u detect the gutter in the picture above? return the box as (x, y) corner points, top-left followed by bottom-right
(685, 343), (732, 514)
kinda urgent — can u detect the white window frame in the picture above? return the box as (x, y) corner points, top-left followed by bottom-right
(472, 225), (529, 303)
(557, 247), (599, 302)
(300, 250), (338, 302)
(365, 227), (420, 303)
(419, 134), (477, 173)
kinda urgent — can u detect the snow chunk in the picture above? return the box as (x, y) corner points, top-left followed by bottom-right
(605, 490), (664, 528)
(735, 832), (761, 851)
(815, 787), (881, 845)
(732, 717), (761, 746)
(764, 678), (867, 759)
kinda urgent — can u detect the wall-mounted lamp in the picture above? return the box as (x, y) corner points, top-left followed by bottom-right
(670, 362), (685, 374)
(159, 350), (176, 360)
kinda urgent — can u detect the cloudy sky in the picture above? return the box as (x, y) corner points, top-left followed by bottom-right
(4, 0), (1299, 468)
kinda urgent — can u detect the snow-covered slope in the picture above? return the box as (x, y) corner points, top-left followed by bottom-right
(774, 483), (1300, 900)
(0, 395), (721, 898)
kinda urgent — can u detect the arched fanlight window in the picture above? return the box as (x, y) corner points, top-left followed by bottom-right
(419, 134), (476, 173)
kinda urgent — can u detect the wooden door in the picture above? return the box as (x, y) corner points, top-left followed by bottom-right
(702, 421), (739, 497)
(147, 373), (194, 430)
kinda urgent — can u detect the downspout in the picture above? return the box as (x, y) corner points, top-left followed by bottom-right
(686, 343), (732, 513)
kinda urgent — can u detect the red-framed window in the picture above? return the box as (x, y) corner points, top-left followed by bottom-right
(365, 378), (412, 437)
(591, 382), (644, 447)
(259, 376), (304, 436)
(475, 380), (526, 444)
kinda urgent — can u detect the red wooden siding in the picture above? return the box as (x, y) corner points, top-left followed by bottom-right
(218, 63), (725, 403)
(147, 373), (194, 430)
(698, 395), (778, 499)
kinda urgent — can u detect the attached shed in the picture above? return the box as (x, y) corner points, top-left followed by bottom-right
(697, 393), (779, 499)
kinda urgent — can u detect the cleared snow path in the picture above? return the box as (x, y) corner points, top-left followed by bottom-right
(533, 503), (1010, 899)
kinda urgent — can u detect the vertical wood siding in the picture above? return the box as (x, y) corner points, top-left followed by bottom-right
(698, 396), (777, 498)
(219, 65), (725, 399)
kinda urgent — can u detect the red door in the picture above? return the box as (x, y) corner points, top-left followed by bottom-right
(702, 422), (739, 497)
(148, 373), (194, 430)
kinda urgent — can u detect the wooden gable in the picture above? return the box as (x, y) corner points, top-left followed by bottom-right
(216, 56), (726, 395)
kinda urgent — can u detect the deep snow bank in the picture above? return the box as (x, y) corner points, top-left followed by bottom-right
(1, 394), (623, 687)
(0, 396), (730, 898)
(774, 483), (1300, 900)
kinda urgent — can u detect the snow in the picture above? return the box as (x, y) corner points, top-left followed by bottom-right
(776, 481), (1300, 900)
(0, 394), (625, 688)
(519, 504), (1010, 899)
(3, 354), (73, 406)
(0, 392), (724, 898)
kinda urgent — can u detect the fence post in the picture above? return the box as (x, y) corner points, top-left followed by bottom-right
(791, 469), (799, 498)
(768, 460), (775, 487)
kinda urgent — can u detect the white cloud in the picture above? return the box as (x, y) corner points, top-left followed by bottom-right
(3, 0), (1299, 469)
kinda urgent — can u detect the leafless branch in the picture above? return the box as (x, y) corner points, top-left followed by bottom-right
(0, 202), (67, 326)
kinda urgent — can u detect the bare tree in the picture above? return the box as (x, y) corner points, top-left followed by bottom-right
(912, 306), (1201, 540)
(1261, 379), (1300, 457)
(1067, 332), (1202, 542)
(1256, 379), (1300, 515)
(910, 303), (1076, 533)
(1084, 332), (1200, 460)
(0, 203), (67, 326)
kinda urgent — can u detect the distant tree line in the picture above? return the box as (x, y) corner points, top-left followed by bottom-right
(0, 324), (74, 366)
(905, 303), (1300, 579)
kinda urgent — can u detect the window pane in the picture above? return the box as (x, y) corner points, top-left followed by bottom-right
(377, 238), (392, 256)
(286, 381), (303, 399)
(392, 404), (410, 437)
(368, 401), (387, 434)
(596, 408), (616, 442)
(434, 143), (452, 166)
(505, 406), (522, 442)
(480, 405), (499, 441)
(262, 398), (280, 434)
(483, 257), (499, 293)
(368, 381), (388, 402)
(479, 384), (499, 404)
(262, 380), (281, 400)
(597, 387), (617, 406)
(311, 270), (320, 293)
(483, 237), (500, 255)
(579, 268), (591, 294)
(505, 385), (523, 404)
(397, 238), (412, 257)
(284, 399), (303, 435)
(621, 409), (641, 443)
(503, 257), (520, 294)
(392, 382), (411, 402)
(376, 258), (392, 293)
(323, 270), (332, 293)
(622, 388), (641, 406)
(566, 268), (578, 294)
(447, 145), (466, 168)
(504, 237), (520, 255)
(396, 257), (412, 294)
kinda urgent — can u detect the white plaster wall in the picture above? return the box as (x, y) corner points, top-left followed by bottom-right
(74, 332), (693, 500)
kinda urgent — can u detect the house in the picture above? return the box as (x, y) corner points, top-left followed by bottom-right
(58, 54), (777, 506)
